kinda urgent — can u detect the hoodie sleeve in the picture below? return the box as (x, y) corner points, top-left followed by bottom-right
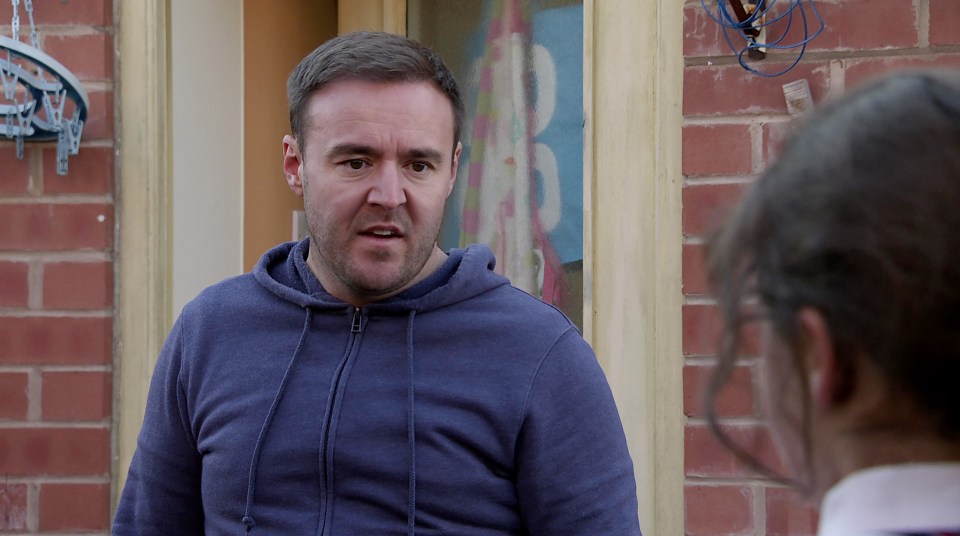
(515, 328), (642, 535)
(112, 315), (205, 535)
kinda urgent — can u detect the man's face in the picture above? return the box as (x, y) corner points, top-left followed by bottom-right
(283, 80), (461, 305)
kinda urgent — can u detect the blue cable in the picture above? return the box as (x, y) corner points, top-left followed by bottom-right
(699, 0), (825, 77)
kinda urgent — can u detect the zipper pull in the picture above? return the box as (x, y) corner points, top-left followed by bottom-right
(351, 308), (362, 333)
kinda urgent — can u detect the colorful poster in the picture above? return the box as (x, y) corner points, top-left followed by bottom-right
(441, 0), (583, 307)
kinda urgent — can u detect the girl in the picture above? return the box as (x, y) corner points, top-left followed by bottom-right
(706, 71), (960, 536)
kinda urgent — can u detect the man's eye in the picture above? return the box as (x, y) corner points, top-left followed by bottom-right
(347, 160), (365, 170)
(410, 162), (428, 172)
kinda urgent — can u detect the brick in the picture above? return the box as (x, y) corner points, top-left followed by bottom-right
(39, 482), (110, 531)
(0, 483), (27, 531)
(685, 423), (783, 478)
(80, 90), (114, 141)
(43, 261), (113, 310)
(0, 427), (109, 475)
(42, 370), (111, 421)
(687, 1), (917, 56)
(843, 54), (960, 91)
(930, 0), (960, 46)
(682, 182), (749, 237)
(766, 486), (819, 536)
(684, 5), (727, 58)
(683, 243), (708, 295)
(682, 124), (753, 177)
(679, 3), (948, 534)
(42, 146), (114, 195)
(684, 303), (723, 357)
(41, 33), (113, 82)
(683, 2), (820, 59)
(685, 484), (754, 536)
(0, 0), (112, 27)
(0, 372), (29, 420)
(682, 303), (760, 357)
(744, 2), (815, 60)
(761, 119), (796, 171)
(0, 261), (30, 308)
(0, 316), (111, 365)
(804, 0), (917, 52)
(684, 62), (830, 117)
(0, 147), (34, 196)
(684, 362), (754, 418)
(0, 203), (113, 251)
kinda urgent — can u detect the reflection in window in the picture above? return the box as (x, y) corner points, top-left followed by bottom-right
(409, 0), (584, 328)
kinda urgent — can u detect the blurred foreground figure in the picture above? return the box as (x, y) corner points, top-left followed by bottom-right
(706, 70), (960, 536)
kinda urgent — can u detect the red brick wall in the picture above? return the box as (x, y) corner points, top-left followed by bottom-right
(682, 0), (960, 534)
(0, 0), (114, 533)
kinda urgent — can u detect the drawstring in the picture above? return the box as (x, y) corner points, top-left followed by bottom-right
(242, 308), (313, 534)
(406, 310), (417, 536)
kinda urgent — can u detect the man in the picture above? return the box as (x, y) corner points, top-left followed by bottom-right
(113, 31), (640, 535)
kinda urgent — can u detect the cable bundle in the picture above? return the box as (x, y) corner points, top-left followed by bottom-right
(700, 0), (825, 77)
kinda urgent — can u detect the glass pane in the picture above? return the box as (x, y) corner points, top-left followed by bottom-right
(409, 0), (585, 329)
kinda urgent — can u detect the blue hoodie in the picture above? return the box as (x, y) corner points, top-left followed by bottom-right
(113, 240), (640, 535)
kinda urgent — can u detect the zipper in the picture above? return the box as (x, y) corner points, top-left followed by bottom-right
(351, 307), (362, 333)
(318, 306), (364, 535)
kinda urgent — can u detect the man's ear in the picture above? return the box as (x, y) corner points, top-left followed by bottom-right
(283, 135), (304, 197)
(798, 308), (848, 408)
(446, 141), (463, 198)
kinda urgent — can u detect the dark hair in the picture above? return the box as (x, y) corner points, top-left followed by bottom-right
(287, 31), (464, 154)
(705, 70), (960, 481)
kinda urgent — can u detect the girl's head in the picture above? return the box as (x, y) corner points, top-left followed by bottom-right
(705, 70), (960, 499)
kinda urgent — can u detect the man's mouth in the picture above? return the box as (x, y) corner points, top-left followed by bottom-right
(362, 227), (403, 239)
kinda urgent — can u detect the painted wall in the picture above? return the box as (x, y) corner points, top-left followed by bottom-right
(170, 0), (244, 321)
(242, 0), (338, 271)
(681, 1), (960, 534)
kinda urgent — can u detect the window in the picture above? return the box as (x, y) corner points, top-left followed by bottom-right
(409, 0), (584, 327)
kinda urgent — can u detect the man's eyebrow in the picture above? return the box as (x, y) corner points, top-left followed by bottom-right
(326, 143), (382, 159)
(325, 144), (446, 163)
(404, 148), (445, 163)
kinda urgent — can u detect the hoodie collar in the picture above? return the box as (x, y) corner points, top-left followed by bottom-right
(253, 239), (510, 313)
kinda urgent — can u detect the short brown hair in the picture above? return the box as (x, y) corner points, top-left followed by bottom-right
(287, 31), (464, 154)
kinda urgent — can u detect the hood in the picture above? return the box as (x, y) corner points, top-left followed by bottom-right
(252, 239), (510, 313)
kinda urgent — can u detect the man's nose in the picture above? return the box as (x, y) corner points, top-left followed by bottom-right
(366, 164), (407, 209)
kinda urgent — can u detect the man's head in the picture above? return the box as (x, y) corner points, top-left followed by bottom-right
(282, 33), (463, 306)
(287, 31), (464, 155)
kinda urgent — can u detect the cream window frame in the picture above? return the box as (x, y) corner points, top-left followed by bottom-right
(584, 2), (684, 534)
(114, 0), (172, 509)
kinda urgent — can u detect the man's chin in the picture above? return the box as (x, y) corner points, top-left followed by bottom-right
(345, 251), (436, 300)
(348, 269), (414, 299)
